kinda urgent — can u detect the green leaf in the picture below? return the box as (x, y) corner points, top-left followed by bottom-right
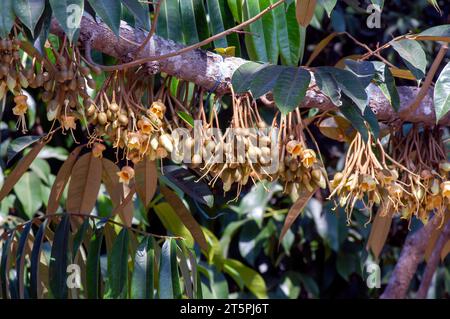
(318, 0), (337, 17)
(7, 135), (41, 164)
(106, 228), (129, 298)
(49, 0), (84, 43)
(371, 61), (400, 111)
(227, 0), (242, 23)
(207, 0), (239, 51)
(87, 0), (121, 36)
(49, 214), (71, 299)
(434, 61), (450, 122)
(318, 67), (368, 112)
(86, 227), (104, 299)
(249, 65), (283, 98)
(314, 68), (342, 106)
(15, 222), (32, 298)
(243, 0), (278, 63)
(177, 111), (194, 128)
(340, 97), (369, 142)
(131, 237), (155, 299)
(156, 0), (183, 43)
(416, 24), (450, 41)
(180, 0), (200, 45)
(344, 60), (375, 88)
(13, 0), (45, 37)
(273, 2), (304, 66)
(363, 106), (380, 139)
(121, 0), (150, 30)
(159, 239), (182, 299)
(0, 0), (15, 38)
(72, 218), (90, 262)
(231, 61), (267, 93)
(391, 40), (427, 80)
(154, 202), (195, 248)
(30, 158), (51, 184)
(30, 219), (47, 299)
(223, 258), (267, 299)
(13, 171), (42, 218)
(273, 67), (311, 114)
(0, 231), (15, 299)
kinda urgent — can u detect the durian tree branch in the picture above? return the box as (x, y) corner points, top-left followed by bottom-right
(50, 16), (450, 126)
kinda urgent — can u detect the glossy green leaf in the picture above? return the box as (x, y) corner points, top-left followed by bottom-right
(180, 0), (200, 45)
(86, 227), (104, 299)
(243, 0), (278, 63)
(87, 0), (121, 36)
(207, 0), (240, 53)
(49, 0), (84, 42)
(340, 97), (369, 142)
(434, 61), (450, 122)
(154, 202), (194, 248)
(274, 2), (304, 66)
(344, 60), (375, 88)
(371, 61), (400, 111)
(30, 219), (47, 299)
(121, 0), (150, 30)
(13, 171), (42, 218)
(0, 0), (15, 38)
(416, 24), (450, 41)
(391, 40), (427, 80)
(131, 237), (155, 299)
(15, 222), (32, 299)
(156, 0), (183, 43)
(7, 135), (41, 164)
(72, 218), (90, 262)
(231, 61), (267, 93)
(227, 0), (242, 22)
(223, 258), (267, 299)
(177, 111), (194, 128)
(273, 67), (311, 114)
(13, 0), (45, 37)
(159, 239), (182, 299)
(249, 65), (283, 98)
(106, 228), (129, 298)
(49, 214), (71, 299)
(314, 67), (342, 106)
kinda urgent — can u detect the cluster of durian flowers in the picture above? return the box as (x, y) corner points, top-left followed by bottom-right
(329, 125), (450, 226)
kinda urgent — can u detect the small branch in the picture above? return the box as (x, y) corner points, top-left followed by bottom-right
(380, 218), (438, 299)
(415, 220), (450, 299)
(134, 0), (164, 57)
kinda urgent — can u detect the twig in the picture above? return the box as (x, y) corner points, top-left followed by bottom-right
(134, 0), (164, 57)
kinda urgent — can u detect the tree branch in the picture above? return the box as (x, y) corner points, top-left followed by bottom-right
(415, 220), (450, 298)
(50, 16), (450, 126)
(380, 219), (438, 299)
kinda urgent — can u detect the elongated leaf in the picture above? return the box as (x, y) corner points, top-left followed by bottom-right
(106, 228), (129, 298)
(296, 0), (316, 27)
(434, 61), (450, 122)
(47, 145), (83, 214)
(135, 158), (158, 207)
(49, 214), (71, 299)
(243, 0), (278, 63)
(391, 40), (427, 80)
(131, 237), (155, 299)
(227, 0), (242, 22)
(72, 218), (90, 262)
(156, 0), (183, 43)
(340, 96), (369, 141)
(87, 0), (121, 36)
(30, 220), (47, 299)
(86, 227), (104, 299)
(160, 186), (208, 251)
(154, 202), (195, 248)
(207, 0), (229, 48)
(344, 60), (375, 88)
(0, 0), (15, 38)
(314, 67), (342, 106)
(121, 0), (150, 30)
(7, 135), (41, 164)
(367, 210), (392, 260)
(49, 0), (83, 42)
(159, 239), (182, 299)
(180, 0), (209, 45)
(223, 258), (267, 298)
(318, 0), (337, 17)
(371, 61), (400, 111)
(0, 231), (15, 299)
(66, 152), (102, 215)
(414, 24), (450, 42)
(249, 65), (283, 98)
(13, 0), (45, 36)
(16, 222), (32, 298)
(273, 67), (311, 114)
(0, 139), (47, 203)
(14, 171), (42, 218)
(232, 62), (267, 93)
(274, 2), (304, 66)
(280, 187), (316, 242)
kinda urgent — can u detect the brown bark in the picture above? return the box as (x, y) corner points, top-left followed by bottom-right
(50, 16), (450, 126)
(380, 219), (438, 299)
